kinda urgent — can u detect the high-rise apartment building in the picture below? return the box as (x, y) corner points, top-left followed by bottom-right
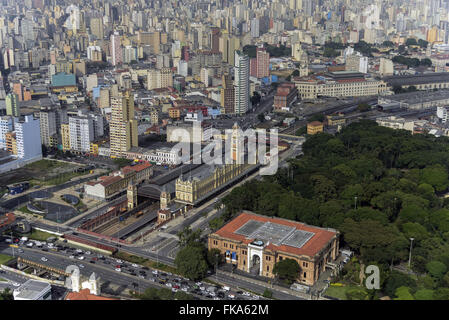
(14, 115), (42, 161)
(90, 17), (104, 39)
(69, 116), (94, 153)
(0, 116), (13, 150)
(6, 93), (20, 117)
(221, 73), (235, 114)
(110, 32), (122, 66)
(256, 48), (270, 79)
(109, 91), (138, 157)
(39, 108), (57, 147)
(234, 51), (250, 115)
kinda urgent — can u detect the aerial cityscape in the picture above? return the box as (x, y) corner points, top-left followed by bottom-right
(1, 0), (449, 306)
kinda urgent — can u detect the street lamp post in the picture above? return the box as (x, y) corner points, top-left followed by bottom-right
(10, 232), (14, 257)
(408, 238), (414, 268)
(215, 253), (218, 283)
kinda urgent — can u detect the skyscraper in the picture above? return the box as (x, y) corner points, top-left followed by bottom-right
(109, 91), (138, 157)
(221, 73), (235, 114)
(110, 32), (122, 66)
(234, 51), (250, 115)
(90, 17), (104, 39)
(6, 93), (20, 117)
(256, 48), (270, 79)
(14, 115), (42, 161)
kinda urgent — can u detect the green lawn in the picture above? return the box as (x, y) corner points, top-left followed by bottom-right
(27, 229), (55, 241)
(18, 205), (35, 215)
(0, 254), (14, 265)
(324, 285), (362, 300)
(24, 159), (65, 170)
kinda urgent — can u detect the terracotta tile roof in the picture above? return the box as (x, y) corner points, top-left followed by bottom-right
(122, 161), (151, 173)
(65, 289), (117, 300)
(213, 212), (338, 258)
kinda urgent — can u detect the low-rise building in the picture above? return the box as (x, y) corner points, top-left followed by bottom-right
(376, 116), (415, 131)
(13, 280), (52, 300)
(294, 71), (386, 100)
(307, 121), (324, 135)
(84, 162), (152, 200)
(208, 211), (339, 286)
(273, 83), (298, 112)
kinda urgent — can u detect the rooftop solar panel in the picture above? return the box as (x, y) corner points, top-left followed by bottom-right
(234, 219), (315, 249)
(283, 230), (315, 249)
(234, 220), (264, 237)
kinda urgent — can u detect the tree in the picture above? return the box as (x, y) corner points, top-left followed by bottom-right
(208, 217), (224, 231)
(175, 245), (209, 280)
(177, 226), (202, 248)
(263, 289), (273, 298)
(272, 259), (301, 285)
(174, 291), (195, 300)
(433, 287), (449, 300)
(0, 288), (13, 300)
(383, 271), (417, 297)
(426, 261), (447, 279)
(418, 39), (429, 48)
(405, 38), (418, 46)
(207, 248), (222, 268)
(420, 165), (449, 192)
(414, 289), (434, 300)
(357, 103), (371, 112)
(139, 287), (161, 300)
(158, 288), (174, 300)
(394, 286), (414, 300)
(251, 92), (261, 105)
(346, 287), (369, 300)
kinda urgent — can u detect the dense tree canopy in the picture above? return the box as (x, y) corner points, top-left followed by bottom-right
(219, 120), (449, 298)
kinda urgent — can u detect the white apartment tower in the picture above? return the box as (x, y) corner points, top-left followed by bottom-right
(234, 51), (250, 115)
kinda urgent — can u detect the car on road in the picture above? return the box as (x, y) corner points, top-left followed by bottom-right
(85, 251), (91, 255)
(77, 256), (85, 260)
(79, 264), (85, 268)
(152, 270), (158, 275)
(181, 287), (188, 292)
(131, 263), (139, 268)
(115, 259), (123, 264)
(69, 255), (75, 259)
(11, 282), (20, 287)
(115, 268), (121, 272)
(89, 260), (95, 264)
(138, 274), (145, 279)
(227, 293), (235, 299)
(173, 284), (180, 289)
(242, 291), (251, 297)
(18, 249), (24, 253)
(172, 288), (178, 293)
(165, 282), (172, 288)
(41, 257), (48, 262)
